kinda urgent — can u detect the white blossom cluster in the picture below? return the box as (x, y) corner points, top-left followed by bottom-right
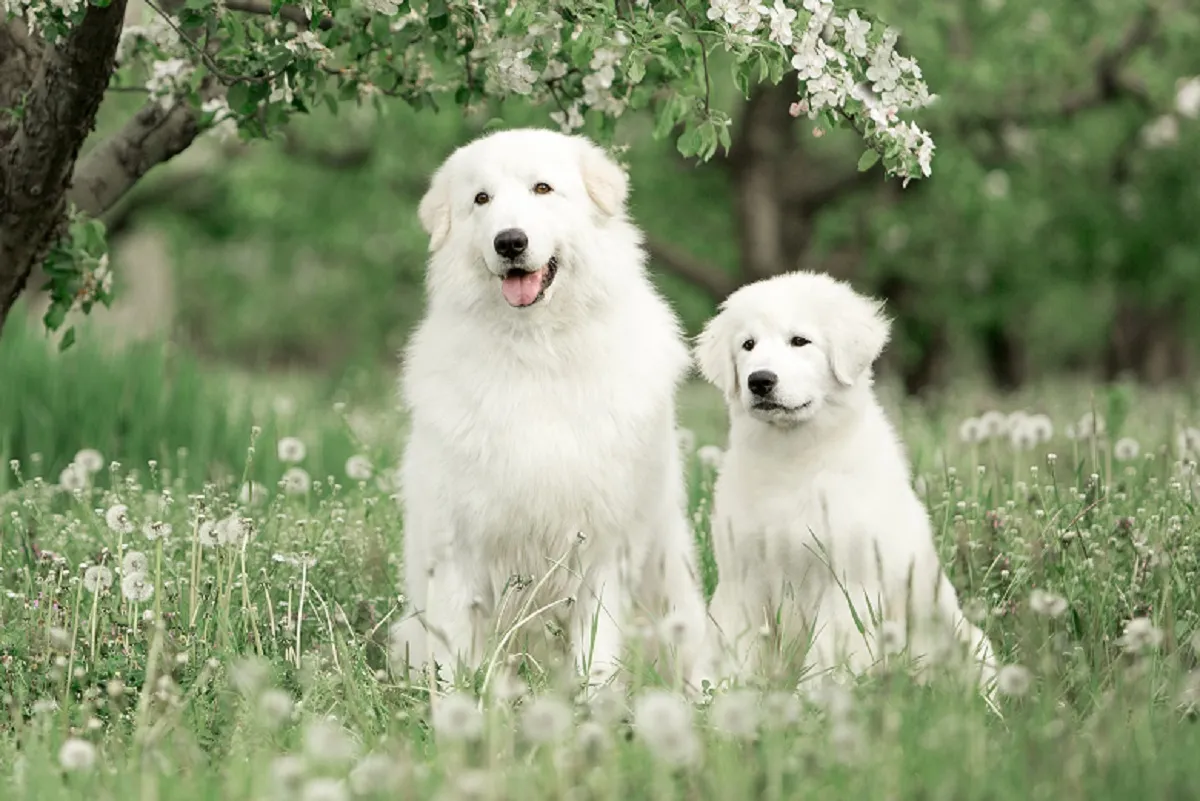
(2, 0), (83, 40)
(707, 0), (937, 180)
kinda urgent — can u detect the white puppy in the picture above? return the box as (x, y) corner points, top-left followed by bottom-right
(695, 271), (995, 694)
(393, 128), (710, 693)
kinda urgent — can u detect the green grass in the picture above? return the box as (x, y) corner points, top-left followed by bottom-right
(3, 324), (1200, 800)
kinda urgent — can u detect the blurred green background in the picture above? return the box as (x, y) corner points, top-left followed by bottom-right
(5, 1), (1200, 459)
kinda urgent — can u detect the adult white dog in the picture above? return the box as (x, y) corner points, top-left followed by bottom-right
(694, 271), (995, 695)
(392, 128), (710, 693)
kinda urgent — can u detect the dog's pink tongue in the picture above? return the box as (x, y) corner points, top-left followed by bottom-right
(501, 268), (545, 307)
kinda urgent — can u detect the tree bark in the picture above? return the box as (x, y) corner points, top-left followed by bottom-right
(0, 5), (129, 333)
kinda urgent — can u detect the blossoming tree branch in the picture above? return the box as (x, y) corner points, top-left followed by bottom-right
(0, 0), (935, 344)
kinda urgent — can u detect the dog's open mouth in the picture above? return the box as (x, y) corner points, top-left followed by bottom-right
(500, 257), (558, 308)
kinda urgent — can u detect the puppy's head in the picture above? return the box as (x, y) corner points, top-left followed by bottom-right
(418, 128), (629, 312)
(694, 271), (890, 426)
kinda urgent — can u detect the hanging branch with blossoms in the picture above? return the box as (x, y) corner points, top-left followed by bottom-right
(0, 0), (936, 344)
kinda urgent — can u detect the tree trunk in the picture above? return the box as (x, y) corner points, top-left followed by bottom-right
(981, 320), (1027, 391)
(0, 6), (129, 334)
(1105, 299), (1190, 384)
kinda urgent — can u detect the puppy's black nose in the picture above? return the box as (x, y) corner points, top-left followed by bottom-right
(493, 228), (528, 259)
(747, 370), (777, 397)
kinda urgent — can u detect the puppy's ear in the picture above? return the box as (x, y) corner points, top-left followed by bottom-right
(827, 292), (891, 387)
(576, 138), (629, 217)
(417, 166), (452, 252)
(694, 310), (739, 401)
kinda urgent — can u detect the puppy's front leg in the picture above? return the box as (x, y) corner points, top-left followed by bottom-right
(424, 557), (488, 682)
(572, 562), (626, 690)
(707, 579), (763, 684)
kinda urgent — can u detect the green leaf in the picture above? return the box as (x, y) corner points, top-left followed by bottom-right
(58, 327), (76, 352)
(43, 303), (66, 332)
(226, 83), (253, 114)
(627, 58), (646, 85)
(857, 149), (881, 172)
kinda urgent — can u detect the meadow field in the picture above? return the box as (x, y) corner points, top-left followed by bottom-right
(3, 313), (1200, 801)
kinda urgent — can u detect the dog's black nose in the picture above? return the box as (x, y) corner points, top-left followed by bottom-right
(747, 370), (777, 397)
(493, 228), (528, 259)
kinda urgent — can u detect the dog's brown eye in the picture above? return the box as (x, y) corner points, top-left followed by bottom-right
(741, 339), (756, 352)
(790, 336), (810, 347)
(474, 192), (490, 205)
(533, 182), (553, 195)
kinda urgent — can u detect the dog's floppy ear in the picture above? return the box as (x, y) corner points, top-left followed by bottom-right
(694, 308), (739, 401)
(576, 137), (629, 217)
(417, 165), (452, 252)
(827, 291), (891, 387)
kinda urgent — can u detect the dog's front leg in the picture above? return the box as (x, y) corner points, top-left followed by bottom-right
(424, 558), (488, 683)
(572, 562), (627, 691)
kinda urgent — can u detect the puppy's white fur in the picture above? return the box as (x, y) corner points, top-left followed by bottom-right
(695, 271), (995, 694)
(395, 128), (709, 692)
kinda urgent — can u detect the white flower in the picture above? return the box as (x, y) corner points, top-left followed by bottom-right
(996, 664), (1032, 697)
(258, 689), (295, 729)
(83, 565), (113, 593)
(979, 410), (1009, 439)
(283, 467), (312, 495)
(73, 449), (105, 474)
(492, 46), (538, 95)
(765, 0), (796, 46)
(277, 436), (307, 463)
(143, 520), (172, 541)
(549, 102), (586, 134)
(709, 689), (759, 739)
(238, 480), (268, 507)
(1116, 617), (1163, 654)
(1073, 412), (1105, 439)
(1029, 589), (1068, 618)
(520, 695), (574, 744)
(361, 0), (400, 15)
(349, 753), (406, 796)
(1113, 437), (1140, 462)
(121, 573), (154, 603)
(1026, 414), (1054, 444)
(301, 778), (348, 801)
(145, 58), (194, 110)
(105, 504), (134, 534)
(345, 455), (374, 481)
(303, 718), (359, 765)
(285, 30), (329, 55)
(632, 690), (700, 767)
(122, 550), (149, 577)
(1009, 421), (1038, 453)
(59, 463), (88, 492)
(197, 519), (219, 548)
(58, 738), (97, 772)
(431, 692), (484, 741)
(958, 417), (986, 444)
(1141, 114), (1179, 149)
(215, 515), (249, 547)
(1176, 76), (1200, 119)
(697, 445), (724, 469)
(842, 9), (870, 56)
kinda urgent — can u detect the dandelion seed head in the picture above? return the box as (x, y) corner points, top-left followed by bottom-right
(345, 455), (374, 481)
(632, 689), (700, 766)
(520, 695), (574, 744)
(105, 504), (134, 534)
(1114, 437), (1140, 462)
(120, 573), (154, 603)
(58, 738), (97, 772)
(238, 480), (269, 507)
(59, 463), (88, 492)
(1029, 589), (1068, 618)
(709, 689), (759, 739)
(283, 467), (312, 495)
(83, 565), (113, 593)
(303, 717), (359, 765)
(958, 417), (985, 444)
(349, 753), (407, 796)
(258, 688), (295, 728)
(122, 550), (149, 577)
(277, 436), (307, 463)
(431, 692), (484, 741)
(996, 664), (1032, 697)
(301, 777), (348, 801)
(1116, 617), (1163, 654)
(143, 520), (172, 541)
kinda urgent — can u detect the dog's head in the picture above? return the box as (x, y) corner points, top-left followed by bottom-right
(694, 271), (890, 426)
(417, 128), (629, 312)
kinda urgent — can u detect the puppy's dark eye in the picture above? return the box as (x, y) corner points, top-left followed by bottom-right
(533, 182), (553, 195)
(741, 339), (756, 352)
(790, 336), (811, 348)
(473, 192), (490, 205)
